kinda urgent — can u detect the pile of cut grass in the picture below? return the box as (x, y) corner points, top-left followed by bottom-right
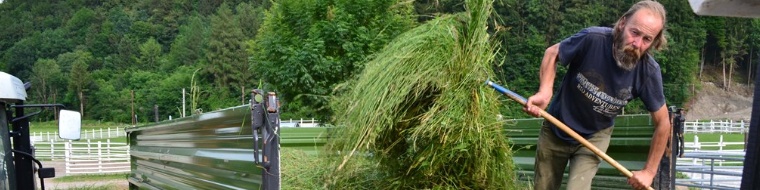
(325, 0), (517, 189)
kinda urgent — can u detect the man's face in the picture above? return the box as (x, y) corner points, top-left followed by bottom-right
(613, 8), (663, 70)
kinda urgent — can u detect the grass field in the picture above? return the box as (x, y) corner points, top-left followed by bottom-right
(53, 173), (128, 182)
(683, 133), (746, 150)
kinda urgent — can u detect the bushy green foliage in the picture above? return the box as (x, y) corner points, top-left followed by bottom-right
(0, 0), (757, 123)
(251, 0), (416, 121)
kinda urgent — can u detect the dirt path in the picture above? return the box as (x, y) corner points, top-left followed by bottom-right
(41, 161), (129, 190)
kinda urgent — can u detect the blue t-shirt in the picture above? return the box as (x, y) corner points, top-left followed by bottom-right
(548, 27), (665, 144)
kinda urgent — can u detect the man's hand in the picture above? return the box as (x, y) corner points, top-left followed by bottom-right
(524, 91), (551, 117)
(627, 170), (655, 190)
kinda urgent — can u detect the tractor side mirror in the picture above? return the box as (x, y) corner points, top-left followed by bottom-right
(58, 110), (81, 140)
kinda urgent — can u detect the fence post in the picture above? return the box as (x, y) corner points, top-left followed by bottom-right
(692, 135), (700, 165)
(50, 142), (54, 160)
(87, 139), (91, 154)
(98, 141), (103, 173)
(107, 139), (111, 159)
(65, 141), (71, 174)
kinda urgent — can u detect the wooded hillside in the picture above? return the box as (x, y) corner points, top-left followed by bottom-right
(1, 0), (758, 123)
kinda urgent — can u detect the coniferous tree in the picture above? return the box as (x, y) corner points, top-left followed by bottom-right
(67, 50), (93, 116)
(205, 2), (248, 93)
(138, 37), (162, 70)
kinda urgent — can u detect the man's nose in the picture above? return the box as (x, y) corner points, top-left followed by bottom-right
(631, 37), (641, 49)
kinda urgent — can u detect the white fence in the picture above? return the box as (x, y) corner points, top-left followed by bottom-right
(677, 131), (747, 189)
(685, 135), (746, 152)
(280, 118), (320, 127)
(682, 134), (746, 166)
(684, 120), (750, 134)
(34, 139), (130, 174)
(31, 127), (127, 142)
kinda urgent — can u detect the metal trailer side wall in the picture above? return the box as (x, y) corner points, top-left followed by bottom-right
(126, 105), (264, 190)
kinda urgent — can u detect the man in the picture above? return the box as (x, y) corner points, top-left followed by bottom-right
(523, 1), (671, 190)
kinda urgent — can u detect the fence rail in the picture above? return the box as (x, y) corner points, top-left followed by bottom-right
(676, 151), (745, 190)
(34, 139), (130, 174)
(280, 118), (320, 127)
(65, 139), (130, 174)
(674, 122), (749, 190)
(684, 120), (750, 134)
(31, 127), (127, 142)
(684, 134), (746, 153)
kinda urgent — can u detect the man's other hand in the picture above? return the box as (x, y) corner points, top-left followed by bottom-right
(627, 170), (655, 190)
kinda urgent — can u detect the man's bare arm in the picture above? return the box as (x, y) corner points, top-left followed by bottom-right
(628, 104), (671, 189)
(525, 43), (560, 117)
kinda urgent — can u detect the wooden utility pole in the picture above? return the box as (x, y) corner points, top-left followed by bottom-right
(241, 87), (246, 105)
(131, 90), (135, 126)
(154, 104), (159, 122)
(53, 92), (58, 120)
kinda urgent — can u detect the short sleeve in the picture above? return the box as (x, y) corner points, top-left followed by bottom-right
(558, 28), (591, 67)
(640, 58), (666, 112)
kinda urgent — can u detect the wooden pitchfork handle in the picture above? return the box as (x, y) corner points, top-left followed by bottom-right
(486, 80), (654, 190)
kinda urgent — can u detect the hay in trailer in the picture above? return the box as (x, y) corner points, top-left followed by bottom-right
(326, 0), (517, 189)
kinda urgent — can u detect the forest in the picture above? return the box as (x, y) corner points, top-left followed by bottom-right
(1, 0), (758, 123)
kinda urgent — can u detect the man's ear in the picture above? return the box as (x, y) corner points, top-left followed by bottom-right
(616, 17), (626, 29)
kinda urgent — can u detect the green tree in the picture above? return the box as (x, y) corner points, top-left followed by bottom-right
(167, 16), (207, 70)
(3, 35), (41, 80)
(113, 35), (142, 70)
(31, 59), (63, 105)
(138, 37), (163, 70)
(746, 20), (760, 84)
(65, 7), (97, 48)
(721, 18), (749, 90)
(64, 50), (94, 116)
(0, 5), (34, 53)
(38, 29), (73, 60)
(205, 2), (249, 99)
(235, 2), (264, 38)
(252, 0), (415, 120)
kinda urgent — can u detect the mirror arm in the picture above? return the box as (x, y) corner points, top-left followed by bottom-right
(9, 104), (66, 123)
(11, 111), (41, 123)
(10, 104), (66, 109)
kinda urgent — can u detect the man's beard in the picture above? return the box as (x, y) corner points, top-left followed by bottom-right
(613, 31), (642, 71)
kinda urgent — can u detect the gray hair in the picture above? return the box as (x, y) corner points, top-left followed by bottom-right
(613, 1), (668, 52)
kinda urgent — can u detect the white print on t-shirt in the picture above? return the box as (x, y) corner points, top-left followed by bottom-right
(576, 74), (630, 117)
